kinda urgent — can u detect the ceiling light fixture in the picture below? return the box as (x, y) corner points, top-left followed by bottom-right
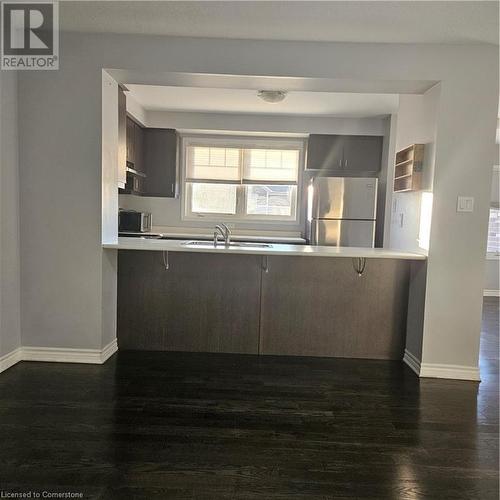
(257, 90), (288, 103)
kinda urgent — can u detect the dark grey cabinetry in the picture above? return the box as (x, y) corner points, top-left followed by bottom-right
(144, 128), (178, 198)
(126, 117), (136, 166)
(120, 117), (146, 195)
(117, 89), (127, 185)
(117, 251), (411, 360)
(342, 135), (383, 172)
(259, 256), (410, 360)
(134, 122), (144, 174)
(306, 134), (345, 170)
(126, 117), (145, 173)
(121, 122), (178, 198)
(307, 134), (383, 174)
(118, 251), (261, 353)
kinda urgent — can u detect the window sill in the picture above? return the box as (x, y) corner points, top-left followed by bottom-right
(486, 253), (500, 261)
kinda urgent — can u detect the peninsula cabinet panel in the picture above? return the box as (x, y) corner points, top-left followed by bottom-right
(259, 256), (410, 360)
(117, 251), (261, 354)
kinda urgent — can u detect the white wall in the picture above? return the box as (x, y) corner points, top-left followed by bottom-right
(16, 31), (498, 382)
(0, 71), (21, 357)
(389, 85), (440, 252)
(102, 70), (119, 244)
(484, 166), (499, 294)
(146, 110), (388, 136)
(421, 75), (497, 377)
(376, 115), (396, 247)
(121, 110), (388, 235)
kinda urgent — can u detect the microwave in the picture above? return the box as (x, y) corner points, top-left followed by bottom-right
(119, 210), (152, 233)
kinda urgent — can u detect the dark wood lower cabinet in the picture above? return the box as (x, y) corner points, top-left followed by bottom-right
(259, 256), (410, 360)
(117, 251), (411, 360)
(117, 251), (262, 354)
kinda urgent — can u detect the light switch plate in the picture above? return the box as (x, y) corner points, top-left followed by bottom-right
(457, 196), (474, 213)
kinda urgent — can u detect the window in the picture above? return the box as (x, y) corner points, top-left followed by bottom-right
(183, 137), (303, 221)
(487, 207), (500, 254)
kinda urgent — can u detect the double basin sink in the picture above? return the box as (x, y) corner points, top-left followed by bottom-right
(182, 240), (272, 249)
(135, 233), (273, 249)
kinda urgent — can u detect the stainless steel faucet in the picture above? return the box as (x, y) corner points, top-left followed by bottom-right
(213, 223), (231, 246)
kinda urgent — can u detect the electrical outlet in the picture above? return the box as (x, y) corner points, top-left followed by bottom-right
(457, 196), (474, 213)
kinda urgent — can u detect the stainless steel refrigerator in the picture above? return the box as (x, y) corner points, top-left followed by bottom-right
(308, 177), (378, 247)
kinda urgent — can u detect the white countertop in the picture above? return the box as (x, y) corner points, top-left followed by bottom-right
(104, 237), (427, 260)
(119, 231), (306, 244)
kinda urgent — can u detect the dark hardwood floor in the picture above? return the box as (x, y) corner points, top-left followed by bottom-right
(0, 299), (498, 499)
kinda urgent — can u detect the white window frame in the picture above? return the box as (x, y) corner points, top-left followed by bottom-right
(487, 165), (500, 260)
(486, 206), (500, 260)
(180, 134), (305, 224)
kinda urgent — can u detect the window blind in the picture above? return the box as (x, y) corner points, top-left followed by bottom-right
(243, 149), (299, 184)
(186, 146), (241, 183)
(186, 145), (300, 185)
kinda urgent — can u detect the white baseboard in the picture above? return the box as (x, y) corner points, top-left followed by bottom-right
(101, 339), (119, 363)
(403, 349), (421, 376)
(0, 339), (118, 374)
(484, 289), (500, 297)
(0, 347), (23, 374)
(403, 349), (480, 381)
(419, 363), (480, 381)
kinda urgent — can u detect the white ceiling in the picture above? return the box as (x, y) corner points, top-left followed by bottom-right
(126, 85), (399, 117)
(61, 1), (498, 45)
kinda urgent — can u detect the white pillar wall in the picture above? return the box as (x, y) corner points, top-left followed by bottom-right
(419, 81), (498, 380)
(0, 70), (22, 362)
(15, 32), (498, 380)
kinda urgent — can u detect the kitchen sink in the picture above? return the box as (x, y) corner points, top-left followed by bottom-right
(182, 240), (272, 249)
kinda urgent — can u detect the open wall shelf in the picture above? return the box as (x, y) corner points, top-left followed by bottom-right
(394, 144), (424, 192)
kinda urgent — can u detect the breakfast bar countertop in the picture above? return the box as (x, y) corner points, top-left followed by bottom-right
(104, 237), (427, 260)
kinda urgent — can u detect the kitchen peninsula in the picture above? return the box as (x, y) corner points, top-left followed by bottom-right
(104, 238), (425, 360)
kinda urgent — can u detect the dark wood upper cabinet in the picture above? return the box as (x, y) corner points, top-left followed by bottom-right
(117, 88), (127, 186)
(125, 118), (145, 174)
(126, 117), (135, 166)
(306, 134), (383, 175)
(133, 122), (144, 174)
(342, 136), (383, 173)
(144, 128), (178, 198)
(306, 134), (345, 171)
(121, 118), (177, 197)
(120, 116), (146, 195)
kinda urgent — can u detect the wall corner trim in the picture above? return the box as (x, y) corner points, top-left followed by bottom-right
(403, 349), (481, 381)
(0, 348), (23, 374)
(0, 340), (118, 374)
(403, 349), (421, 376)
(101, 339), (118, 363)
(484, 289), (500, 297)
(419, 363), (481, 382)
